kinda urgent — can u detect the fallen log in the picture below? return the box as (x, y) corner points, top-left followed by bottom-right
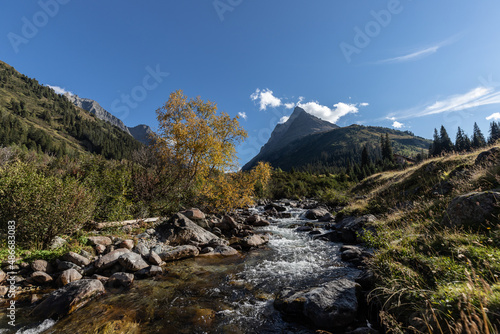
(92, 217), (160, 230)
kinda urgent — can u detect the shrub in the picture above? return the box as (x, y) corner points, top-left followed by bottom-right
(0, 162), (96, 249)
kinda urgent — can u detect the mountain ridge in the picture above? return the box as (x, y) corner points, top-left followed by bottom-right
(243, 106), (339, 170)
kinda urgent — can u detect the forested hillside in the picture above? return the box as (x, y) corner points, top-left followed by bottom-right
(0, 61), (142, 159)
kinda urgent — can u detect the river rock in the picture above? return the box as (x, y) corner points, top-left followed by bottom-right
(135, 265), (163, 279)
(442, 191), (500, 229)
(87, 236), (112, 247)
(245, 214), (270, 227)
(264, 203), (287, 212)
(274, 279), (360, 330)
(149, 251), (164, 265)
(33, 279), (105, 319)
(221, 215), (239, 230)
(29, 271), (53, 284)
(108, 272), (134, 287)
(156, 213), (222, 245)
(79, 250), (92, 260)
(94, 248), (130, 271)
(118, 252), (149, 272)
(57, 261), (81, 272)
(0, 286), (8, 297)
(335, 215), (377, 244)
(305, 208), (330, 220)
(63, 251), (90, 267)
(58, 269), (82, 286)
(199, 245), (239, 257)
(240, 234), (269, 249)
(318, 212), (335, 222)
(182, 208), (206, 220)
(159, 245), (199, 262)
(118, 239), (135, 250)
(95, 244), (106, 254)
(0, 269), (5, 283)
(31, 259), (53, 273)
(134, 242), (150, 258)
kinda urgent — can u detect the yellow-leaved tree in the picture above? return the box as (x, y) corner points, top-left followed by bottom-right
(153, 90), (247, 209)
(200, 161), (272, 212)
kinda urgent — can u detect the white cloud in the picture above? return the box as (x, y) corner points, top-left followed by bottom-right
(250, 88), (282, 110)
(298, 101), (359, 124)
(486, 112), (500, 121)
(387, 116), (396, 121)
(238, 112), (247, 120)
(392, 86), (500, 120)
(284, 102), (295, 109)
(359, 102), (369, 107)
(48, 85), (73, 96)
(392, 121), (404, 128)
(279, 116), (290, 124)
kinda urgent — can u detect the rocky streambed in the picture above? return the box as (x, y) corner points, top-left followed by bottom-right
(0, 202), (379, 333)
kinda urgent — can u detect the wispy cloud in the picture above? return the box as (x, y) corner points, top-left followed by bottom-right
(376, 35), (460, 64)
(390, 86), (500, 120)
(238, 111), (247, 120)
(250, 88), (282, 110)
(48, 85), (73, 96)
(284, 102), (295, 109)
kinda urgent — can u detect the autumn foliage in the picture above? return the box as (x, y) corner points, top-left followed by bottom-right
(153, 90), (270, 211)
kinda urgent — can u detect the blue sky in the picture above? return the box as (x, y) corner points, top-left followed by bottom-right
(2, 1), (500, 166)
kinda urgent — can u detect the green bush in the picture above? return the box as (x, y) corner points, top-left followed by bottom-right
(0, 162), (96, 249)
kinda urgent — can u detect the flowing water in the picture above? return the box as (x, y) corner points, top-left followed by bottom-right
(1, 208), (362, 333)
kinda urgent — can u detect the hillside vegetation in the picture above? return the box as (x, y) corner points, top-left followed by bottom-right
(341, 145), (500, 332)
(0, 61), (142, 159)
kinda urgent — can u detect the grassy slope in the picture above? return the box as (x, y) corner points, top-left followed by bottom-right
(257, 125), (430, 171)
(343, 146), (500, 332)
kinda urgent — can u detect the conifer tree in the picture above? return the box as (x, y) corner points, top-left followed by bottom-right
(439, 125), (454, 153)
(488, 121), (500, 144)
(472, 122), (486, 148)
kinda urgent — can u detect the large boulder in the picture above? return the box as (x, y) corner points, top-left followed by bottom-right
(94, 248), (130, 271)
(156, 213), (222, 246)
(442, 191), (500, 229)
(274, 279), (360, 330)
(159, 245), (199, 262)
(118, 252), (149, 272)
(33, 279), (105, 319)
(305, 207), (330, 220)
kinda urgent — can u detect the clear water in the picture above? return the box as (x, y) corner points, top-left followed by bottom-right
(0, 209), (361, 333)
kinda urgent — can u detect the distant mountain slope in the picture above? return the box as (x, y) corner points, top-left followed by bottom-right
(244, 121), (431, 171)
(128, 124), (154, 145)
(243, 106), (338, 170)
(0, 60), (143, 159)
(65, 93), (131, 135)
